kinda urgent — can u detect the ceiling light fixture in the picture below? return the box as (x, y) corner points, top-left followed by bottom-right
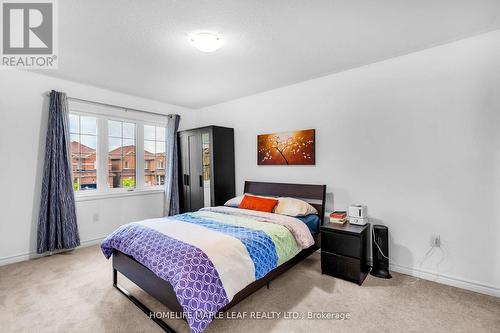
(189, 32), (223, 52)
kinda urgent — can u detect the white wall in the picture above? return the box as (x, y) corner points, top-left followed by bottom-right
(0, 70), (197, 265)
(197, 31), (500, 296)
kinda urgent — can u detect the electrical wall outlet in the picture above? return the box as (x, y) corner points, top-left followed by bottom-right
(92, 213), (100, 222)
(431, 235), (441, 248)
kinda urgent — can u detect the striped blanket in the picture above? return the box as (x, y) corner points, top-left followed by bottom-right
(101, 206), (314, 333)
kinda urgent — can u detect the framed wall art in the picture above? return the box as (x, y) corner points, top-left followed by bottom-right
(257, 129), (315, 165)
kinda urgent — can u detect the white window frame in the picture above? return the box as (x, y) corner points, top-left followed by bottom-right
(143, 121), (167, 188)
(69, 111), (99, 193)
(69, 100), (168, 201)
(106, 115), (139, 191)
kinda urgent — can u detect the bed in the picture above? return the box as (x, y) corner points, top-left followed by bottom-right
(101, 181), (326, 333)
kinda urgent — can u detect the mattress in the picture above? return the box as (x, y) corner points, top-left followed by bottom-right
(101, 206), (314, 333)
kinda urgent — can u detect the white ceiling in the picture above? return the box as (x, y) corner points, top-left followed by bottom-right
(41, 0), (500, 108)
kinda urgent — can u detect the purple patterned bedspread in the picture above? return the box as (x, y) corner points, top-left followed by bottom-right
(101, 223), (228, 333)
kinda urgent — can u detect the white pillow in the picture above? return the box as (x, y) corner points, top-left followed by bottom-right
(274, 197), (318, 217)
(224, 195), (245, 207)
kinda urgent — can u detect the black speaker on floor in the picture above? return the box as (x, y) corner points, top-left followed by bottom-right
(370, 225), (392, 279)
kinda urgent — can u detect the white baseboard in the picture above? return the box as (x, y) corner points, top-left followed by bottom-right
(0, 236), (106, 267)
(389, 262), (500, 298)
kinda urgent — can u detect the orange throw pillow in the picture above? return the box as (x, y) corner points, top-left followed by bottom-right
(239, 194), (278, 213)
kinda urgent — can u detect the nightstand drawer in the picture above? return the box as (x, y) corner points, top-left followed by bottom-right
(321, 252), (361, 284)
(321, 230), (361, 259)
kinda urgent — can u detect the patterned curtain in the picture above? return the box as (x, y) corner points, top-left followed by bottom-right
(164, 114), (180, 216)
(37, 90), (80, 253)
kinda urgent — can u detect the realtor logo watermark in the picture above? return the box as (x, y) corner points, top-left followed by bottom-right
(1, 0), (57, 68)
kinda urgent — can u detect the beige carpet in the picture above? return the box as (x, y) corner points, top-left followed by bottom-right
(0, 245), (498, 333)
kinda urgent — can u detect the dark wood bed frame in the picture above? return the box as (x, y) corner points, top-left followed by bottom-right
(112, 181), (327, 332)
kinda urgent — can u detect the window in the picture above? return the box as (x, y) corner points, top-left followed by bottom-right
(108, 120), (136, 189)
(68, 103), (167, 197)
(144, 125), (166, 186)
(69, 114), (97, 191)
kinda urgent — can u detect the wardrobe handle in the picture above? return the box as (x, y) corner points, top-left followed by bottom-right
(184, 174), (190, 186)
(199, 175), (203, 187)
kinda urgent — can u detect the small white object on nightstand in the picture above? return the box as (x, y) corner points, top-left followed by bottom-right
(349, 204), (368, 225)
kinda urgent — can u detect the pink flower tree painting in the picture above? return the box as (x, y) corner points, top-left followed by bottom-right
(257, 129), (315, 165)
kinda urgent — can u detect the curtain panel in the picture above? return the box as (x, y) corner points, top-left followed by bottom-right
(37, 90), (80, 253)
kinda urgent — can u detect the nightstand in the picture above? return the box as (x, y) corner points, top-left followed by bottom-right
(320, 222), (370, 285)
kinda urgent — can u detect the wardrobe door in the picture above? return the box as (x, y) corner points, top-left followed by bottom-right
(187, 132), (204, 211)
(211, 127), (235, 206)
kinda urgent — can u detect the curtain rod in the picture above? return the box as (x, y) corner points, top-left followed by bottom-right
(45, 92), (176, 118)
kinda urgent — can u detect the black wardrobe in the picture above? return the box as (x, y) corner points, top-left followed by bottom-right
(178, 126), (235, 213)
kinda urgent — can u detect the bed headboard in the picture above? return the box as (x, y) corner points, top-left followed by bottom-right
(243, 181), (327, 226)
